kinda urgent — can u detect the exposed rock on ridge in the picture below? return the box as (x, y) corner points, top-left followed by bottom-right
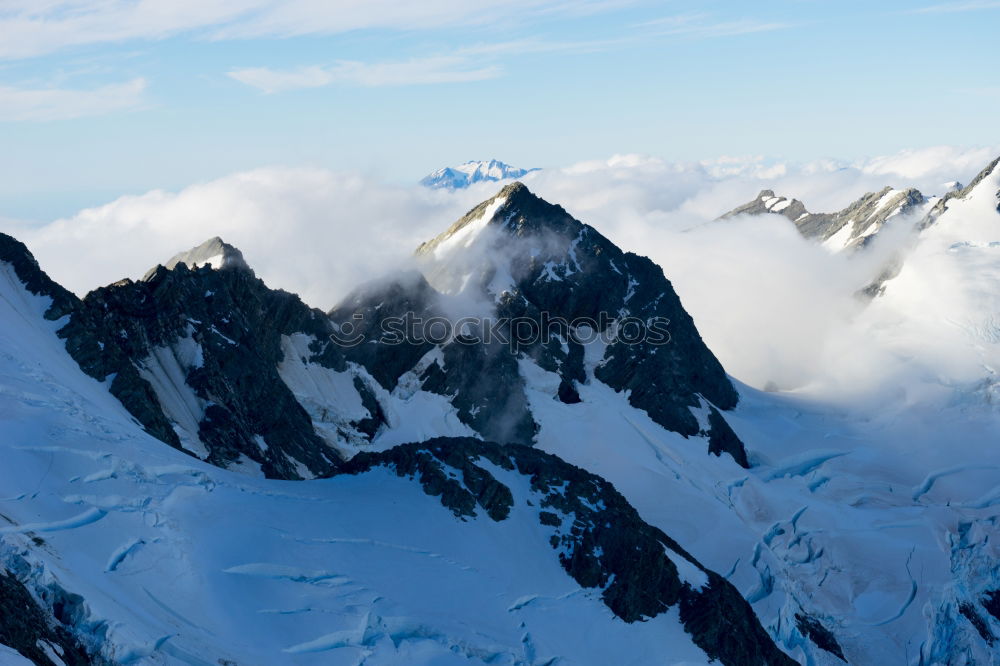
(721, 186), (927, 251)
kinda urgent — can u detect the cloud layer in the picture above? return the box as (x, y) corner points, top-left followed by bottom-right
(9, 145), (999, 407)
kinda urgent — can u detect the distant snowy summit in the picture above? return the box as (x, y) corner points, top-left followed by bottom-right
(420, 159), (539, 189)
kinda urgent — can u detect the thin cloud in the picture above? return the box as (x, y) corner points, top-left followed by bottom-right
(911, 1), (1000, 12)
(228, 57), (501, 94)
(454, 36), (630, 57)
(638, 12), (792, 38)
(0, 0), (631, 60)
(227, 36), (631, 94)
(0, 77), (147, 121)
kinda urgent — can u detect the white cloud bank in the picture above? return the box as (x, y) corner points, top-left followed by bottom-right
(7, 144), (1000, 409)
(20, 168), (486, 310)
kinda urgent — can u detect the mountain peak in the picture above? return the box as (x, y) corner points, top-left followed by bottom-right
(498, 179), (529, 196)
(347, 182), (745, 458)
(144, 236), (250, 280)
(415, 182), (578, 261)
(420, 159), (540, 189)
(720, 190), (809, 222)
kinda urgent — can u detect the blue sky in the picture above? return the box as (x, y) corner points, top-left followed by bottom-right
(0, 0), (997, 220)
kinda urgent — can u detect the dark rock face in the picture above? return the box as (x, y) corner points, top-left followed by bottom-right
(557, 377), (581, 404)
(591, 250), (739, 437)
(983, 589), (1000, 622)
(0, 566), (99, 666)
(329, 271), (540, 445)
(795, 613), (847, 661)
(961, 601), (996, 646)
(340, 437), (794, 666)
(0, 233), (79, 320)
(329, 271), (439, 391)
(706, 405), (750, 467)
(334, 183), (747, 462)
(59, 255), (354, 479)
(432, 338), (538, 444)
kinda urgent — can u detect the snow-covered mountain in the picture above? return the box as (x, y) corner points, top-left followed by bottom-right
(0, 222), (788, 664)
(419, 160), (539, 189)
(50, 182), (744, 481)
(334, 181), (746, 462)
(6, 158), (1000, 665)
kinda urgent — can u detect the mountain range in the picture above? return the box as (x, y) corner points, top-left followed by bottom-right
(2, 155), (1000, 664)
(419, 160), (539, 189)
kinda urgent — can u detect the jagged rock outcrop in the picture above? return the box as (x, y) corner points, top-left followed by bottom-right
(144, 235), (249, 278)
(339, 437), (794, 666)
(721, 186), (927, 252)
(59, 246), (353, 479)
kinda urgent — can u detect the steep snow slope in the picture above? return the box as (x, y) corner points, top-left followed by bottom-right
(0, 257), (789, 664)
